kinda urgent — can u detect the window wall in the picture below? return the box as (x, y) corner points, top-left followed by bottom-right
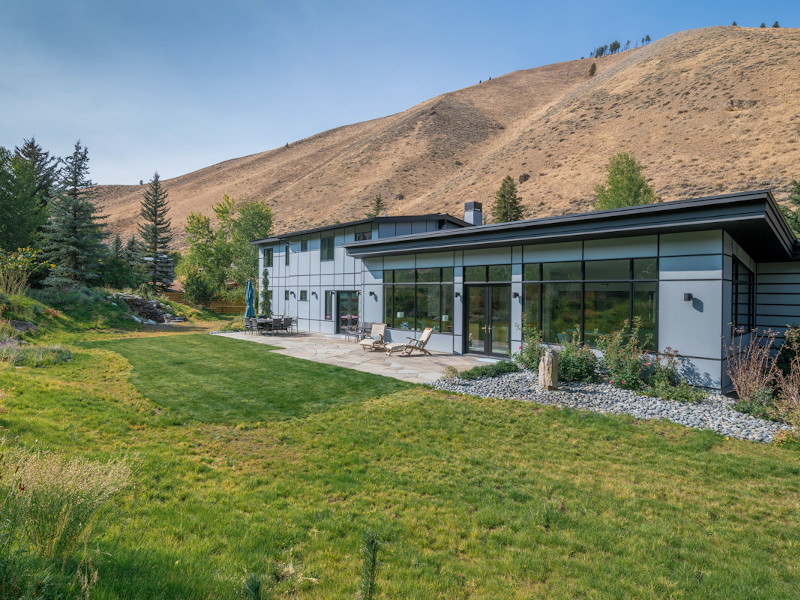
(732, 257), (754, 332)
(383, 268), (454, 333)
(321, 234), (334, 261)
(523, 258), (657, 349)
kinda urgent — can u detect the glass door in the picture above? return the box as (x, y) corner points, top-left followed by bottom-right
(337, 291), (359, 333)
(465, 285), (511, 356)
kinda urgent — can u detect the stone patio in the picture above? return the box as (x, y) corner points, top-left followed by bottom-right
(216, 331), (489, 384)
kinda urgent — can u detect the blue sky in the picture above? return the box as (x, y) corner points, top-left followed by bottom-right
(1, 0), (797, 184)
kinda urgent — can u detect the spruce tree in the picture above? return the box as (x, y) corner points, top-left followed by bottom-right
(593, 151), (658, 210)
(42, 141), (106, 287)
(366, 193), (387, 218)
(137, 172), (174, 292)
(14, 137), (60, 207)
(732, 20), (738, 26)
(589, 62), (597, 76)
(773, 21), (780, 28)
(491, 175), (526, 223)
(760, 22), (766, 28)
(779, 180), (800, 236)
(0, 148), (47, 251)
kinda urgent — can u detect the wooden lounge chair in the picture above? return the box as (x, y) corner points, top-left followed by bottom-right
(359, 323), (387, 352)
(386, 327), (434, 356)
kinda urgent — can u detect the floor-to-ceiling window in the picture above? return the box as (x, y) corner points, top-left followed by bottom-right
(383, 268), (454, 333)
(524, 258), (657, 349)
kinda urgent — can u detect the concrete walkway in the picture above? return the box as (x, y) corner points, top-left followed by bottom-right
(216, 331), (488, 384)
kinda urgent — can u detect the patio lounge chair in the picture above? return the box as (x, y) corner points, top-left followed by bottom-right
(386, 327), (433, 356)
(359, 323), (386, 352)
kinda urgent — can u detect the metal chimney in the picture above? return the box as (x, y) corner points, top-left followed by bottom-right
(464, 201), (482, 226)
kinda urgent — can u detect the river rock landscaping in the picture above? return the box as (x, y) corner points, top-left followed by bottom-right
(431, 370), (789, 443)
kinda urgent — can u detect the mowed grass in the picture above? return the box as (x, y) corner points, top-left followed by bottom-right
(1, 332), (800, 598)
(83, 334), (411, 423)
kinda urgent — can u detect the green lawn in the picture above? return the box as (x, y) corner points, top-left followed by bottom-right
(2, 330), (800, 598)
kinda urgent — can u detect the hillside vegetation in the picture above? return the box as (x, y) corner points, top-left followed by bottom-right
(95, 26), (800, 246)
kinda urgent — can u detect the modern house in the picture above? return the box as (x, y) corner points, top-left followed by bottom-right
(253, 190), (800, 392)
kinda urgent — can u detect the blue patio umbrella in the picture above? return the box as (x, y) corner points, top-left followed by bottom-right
(244, 280), (256, 318)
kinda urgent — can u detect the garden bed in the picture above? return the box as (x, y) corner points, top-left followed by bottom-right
(431, 370), (789, 443)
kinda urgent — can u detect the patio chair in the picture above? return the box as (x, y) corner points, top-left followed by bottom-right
(278, 316), (291, 334)
(386, 327), (434, 356)
(256, 318), (273, 335)
(359, 323), (387, 352)
(244, 317), (255, 335)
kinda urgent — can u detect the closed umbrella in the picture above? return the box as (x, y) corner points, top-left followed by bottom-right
(244, 280), (256, 318)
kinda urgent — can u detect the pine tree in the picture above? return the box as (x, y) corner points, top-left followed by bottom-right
(593, 151), (658, 210)
(760, 22), (766, 28)
(779, 180), (800, 236)
(732, 20), (738, 26)
(609, 40), (620, 54)
(645, 35), (651, 44)
(589, 62), (597, 77)
(0, 147), (47, 251)
(42, 141), (106, 287)
(491, 176), (526, 223)
(110, 233), (123, 260)
(366, 193), (387, 218)
(773, 21), (780, 28)
(14, 137), (60, 207)
(137, 172), (174, 292)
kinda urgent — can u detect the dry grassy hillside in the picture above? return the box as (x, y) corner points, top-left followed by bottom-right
(96, 26), (800, 246)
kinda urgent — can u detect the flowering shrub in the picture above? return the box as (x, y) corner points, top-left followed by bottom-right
(557, 329), (597, 382)
(0, 248), (52, 295)
(515, 314), (544, 370)
(597, 318), (649, 390)
(644, 348), (707, 403)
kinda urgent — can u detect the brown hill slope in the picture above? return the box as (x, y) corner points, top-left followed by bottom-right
(96, 26), (800, 247)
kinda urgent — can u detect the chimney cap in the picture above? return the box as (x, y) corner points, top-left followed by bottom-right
(465, 201), (482, 211)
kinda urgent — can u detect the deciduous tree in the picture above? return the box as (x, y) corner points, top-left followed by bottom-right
(593, 151), (658, 210)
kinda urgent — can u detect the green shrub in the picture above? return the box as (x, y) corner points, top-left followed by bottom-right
(643, 347), (707, 402)
(1, 344), (72, 367)
(515, 314), (544, 371)
(182, 270), (217, 307)
(776, 325), (800, 375)
(557, 330), (597, 382)
(598, 319), (649, 389)
(459, 360), (519, 380)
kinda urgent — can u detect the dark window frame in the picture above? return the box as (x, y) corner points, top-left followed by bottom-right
(383, 268), (454, 334)
(732, 257), (755, 335)
(299, 290), (308, 302)
(523, 258), (658, 349)
(321, 234), (335, 261)
(264, 248), (274, 267)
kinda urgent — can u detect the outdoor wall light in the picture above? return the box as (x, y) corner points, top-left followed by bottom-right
(368, 291), (377, 297)
(454, 291), (461, 298)
(311, 291), (318, 298)
(684, 293), (694, 301)
(512, 291), (520, 299)
(290, 291), (296, 297)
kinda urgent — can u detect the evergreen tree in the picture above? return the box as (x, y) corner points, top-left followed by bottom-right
(137, 172), (174, 292)
(760, 22), (766, 28)
(14, 137), (60, 207)
(773, 21), (780, 28)
(260, 265), (272, 316)
(732, 21), (738, 26)
(110, 233), (123, 260)
(366, 193), (387, 218)
(609, 40), (621, 54)
(589, 62), (597, 77)
(645, 35), (651, 44)
(779, 180), (800, 236)
(491, 175), (526, 223)
(41, 141), (106, 287)
(0, 147), (47, 251)
(593, 151), (658, 210)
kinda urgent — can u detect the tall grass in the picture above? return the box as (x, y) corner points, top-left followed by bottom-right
(0, 444), (130, 597)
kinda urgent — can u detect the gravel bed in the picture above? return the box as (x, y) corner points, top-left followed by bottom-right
(430, 371), (789, 443)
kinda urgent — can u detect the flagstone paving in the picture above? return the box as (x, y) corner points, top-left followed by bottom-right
(216, 331), (485, 384)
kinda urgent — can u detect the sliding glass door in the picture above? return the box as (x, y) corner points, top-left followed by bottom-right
(337, 291), (359, 333)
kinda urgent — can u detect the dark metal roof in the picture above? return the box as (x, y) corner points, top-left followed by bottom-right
(250, 213), (469, 245)
(343, 190), (798, 262)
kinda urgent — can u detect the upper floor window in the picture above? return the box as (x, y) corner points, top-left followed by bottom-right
(321, 234), (335, 261)
(284, 246), (290, 266)
(300, 237), (308, 252)
(355, 225), (372, 241)
(264, 248), (273, 267)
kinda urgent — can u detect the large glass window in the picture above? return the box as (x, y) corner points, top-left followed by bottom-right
(383, 268), (454, 333)
(732, 257), (754, 332)
(300, 237), (308, 252)
(465, 265), (512, 282)
(324, 291), (333, 320)
(321, 234), (335, 261)
(524, 257), (658, 349)
(264, 248), (273, 267)
(354, 225), (372, 241)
